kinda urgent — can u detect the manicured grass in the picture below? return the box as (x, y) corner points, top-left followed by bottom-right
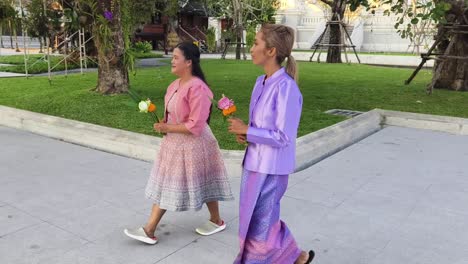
(0, 54), (97, 74)
(1, 59), (466, 150)
(0, 54), (47, 64)
(0, 52), (162, 73)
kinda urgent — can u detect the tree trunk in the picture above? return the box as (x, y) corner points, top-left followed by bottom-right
(431, 34), (468, 91)
(326, 0), (346, 63)
(42, 36), (47, 53)
(235, 34), (241, 60)
(8, 20), (12, 48)
(0, 24), (3, 48)
(94, 3), (129, 94)
(431, 0), (468, 91)
(39, 37), (43, 53)
(232, 0), (243, 60)
(327, 19), (342, 63)
(13, 25), (19, 52)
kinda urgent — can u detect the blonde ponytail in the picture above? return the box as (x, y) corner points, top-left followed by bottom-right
(286, 55), (298, 82)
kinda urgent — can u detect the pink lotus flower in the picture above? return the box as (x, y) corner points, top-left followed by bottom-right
(217, 94), (234, 110)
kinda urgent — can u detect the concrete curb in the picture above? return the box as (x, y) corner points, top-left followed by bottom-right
(379, 109), (468, 136)
(295, 109), (383, 171)
(0, 105), (246, 175)
(2, 105), (467, 173)
(0, 105), (381, 173)
(0, 105), (161, 161)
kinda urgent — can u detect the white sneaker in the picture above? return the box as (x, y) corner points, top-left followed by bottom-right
(195, 220), (226, 236)
(124, 227), (158, 245)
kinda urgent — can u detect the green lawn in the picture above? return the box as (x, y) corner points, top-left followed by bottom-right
(0, 53), (163, 74)
(1, 59), (467, 150)
(0, 54), (99, 74)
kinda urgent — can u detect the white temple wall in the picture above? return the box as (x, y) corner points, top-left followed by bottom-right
(276, 0), (434, 53)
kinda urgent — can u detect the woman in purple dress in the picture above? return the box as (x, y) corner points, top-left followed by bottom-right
(228, 24), (315, 264)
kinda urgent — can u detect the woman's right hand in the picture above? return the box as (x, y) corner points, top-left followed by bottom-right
(228, 118), (248, 135)
(153, 121), (167, 134)
(236, 134), (247, 144)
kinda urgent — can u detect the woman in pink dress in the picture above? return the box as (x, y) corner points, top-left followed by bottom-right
(124, 42), (233, 244)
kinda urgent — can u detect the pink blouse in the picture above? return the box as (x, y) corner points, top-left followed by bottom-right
(163, 77), (214, 136)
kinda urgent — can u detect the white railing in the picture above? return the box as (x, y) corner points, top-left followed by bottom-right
(301, 17), (325, 25)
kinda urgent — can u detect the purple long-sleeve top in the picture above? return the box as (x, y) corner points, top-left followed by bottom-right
(242, 67), (303, 175)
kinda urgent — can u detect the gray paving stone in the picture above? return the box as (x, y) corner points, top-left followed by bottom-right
(368, 235), (468, 264)
(309, 236), (382, 264)
(2, 124), (468, 263)
(315, 207), (399, 251)
(397, 206), (468, 249)
(155, 237), (238, 264)
(281, 195), (330, 232)
(0, 222), (88, 264)
(104, 187), (153, 214)
(336, 190), (416, 223)
(285, 178), (358, 208)
(0, 205), (41, 237)
(39, 222), (200, 264)
(12, 190), (106, 221)
(47, 201), (141, 242)
(416, 179), (468, 215)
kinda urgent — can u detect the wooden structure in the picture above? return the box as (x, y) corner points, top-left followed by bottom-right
(176, 1), (209, 51)
(309, 14), (360, 64)
(134, 24), (168, 55)
(405, 24), (468, 94)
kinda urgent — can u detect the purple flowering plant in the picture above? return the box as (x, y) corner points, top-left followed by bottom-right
(99, 0), (115, 21)
(103, 10), (113, 21)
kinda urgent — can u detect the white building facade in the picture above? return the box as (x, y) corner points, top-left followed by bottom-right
(275, 0), (434, 53)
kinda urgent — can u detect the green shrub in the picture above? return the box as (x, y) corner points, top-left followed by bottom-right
(133, 41), (153, 53)
(206, 27), (216, 53)
(246, 26), (256, 50)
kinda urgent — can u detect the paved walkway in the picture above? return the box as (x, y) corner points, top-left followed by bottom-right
(199, 52), (434, 67)
(1, 125), (468, 263)
(0, 72), (26, 77)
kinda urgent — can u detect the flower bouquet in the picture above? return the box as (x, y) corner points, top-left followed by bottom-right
(128, 89), (160, 123)
(213, 94), (237, 120)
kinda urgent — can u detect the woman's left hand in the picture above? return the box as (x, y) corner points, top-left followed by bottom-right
(154, 122), (169, 133)
(228, 118), (248, 135)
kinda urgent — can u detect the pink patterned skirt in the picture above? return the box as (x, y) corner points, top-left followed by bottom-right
(145, 125), (234, 211)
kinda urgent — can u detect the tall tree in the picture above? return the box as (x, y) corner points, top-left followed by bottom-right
(208, 0), (278, 59)
(0, 0), (20, 51)
(385, 0), (467, 91)
(318, 0), (368, 63)
(78, 0), (131, 94)
(0, 0), (6, 48)
(24, 0), (49, 53)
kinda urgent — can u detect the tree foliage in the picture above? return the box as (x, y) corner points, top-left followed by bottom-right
(381, 0), (452, 40)
(209, 0), (278, 25)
